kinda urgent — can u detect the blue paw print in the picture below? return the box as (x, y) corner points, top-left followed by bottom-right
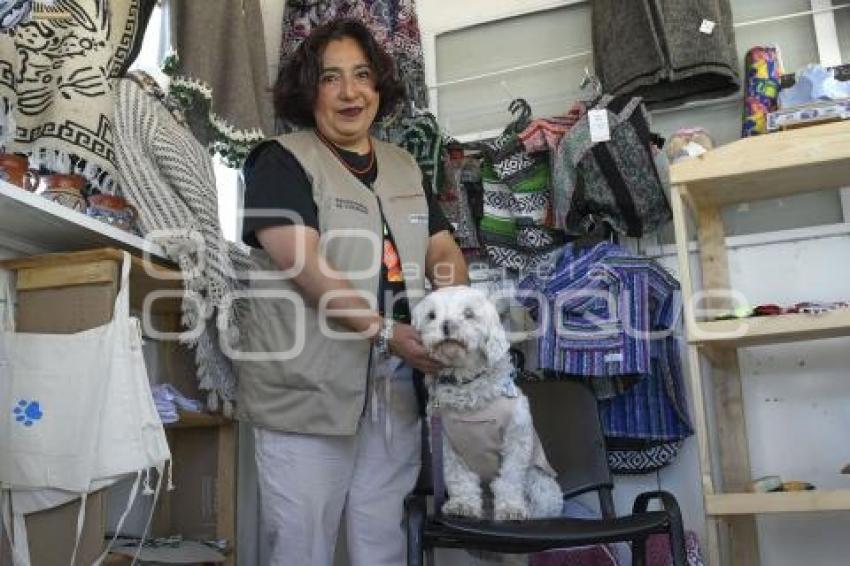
(13, 400), (43, 427)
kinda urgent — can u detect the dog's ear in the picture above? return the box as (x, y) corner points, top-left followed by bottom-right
(483, 314), (510, 366)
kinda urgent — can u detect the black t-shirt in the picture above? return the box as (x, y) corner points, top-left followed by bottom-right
(242, 141), (452, 322)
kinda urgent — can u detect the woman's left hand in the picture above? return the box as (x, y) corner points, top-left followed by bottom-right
(388, 323), (443, 374)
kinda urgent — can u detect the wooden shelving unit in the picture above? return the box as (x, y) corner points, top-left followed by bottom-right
(669, 120), (850, 566)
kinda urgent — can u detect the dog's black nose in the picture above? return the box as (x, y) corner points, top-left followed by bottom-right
(442, 321), (451, 336)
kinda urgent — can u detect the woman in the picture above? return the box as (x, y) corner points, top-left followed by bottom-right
(238, 19), (468, 566)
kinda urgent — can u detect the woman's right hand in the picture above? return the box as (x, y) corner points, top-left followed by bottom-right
(388, 323), (443, 374)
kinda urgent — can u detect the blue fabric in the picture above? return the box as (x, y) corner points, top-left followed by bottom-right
(519, 242), (692, 448)
(599, 337), (692, 442)
(520, 242), (680, 382)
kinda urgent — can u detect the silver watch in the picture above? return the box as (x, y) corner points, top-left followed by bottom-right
(374, 318), (395, 357)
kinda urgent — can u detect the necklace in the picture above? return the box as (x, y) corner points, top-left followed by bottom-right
(315, 129), (375, 176)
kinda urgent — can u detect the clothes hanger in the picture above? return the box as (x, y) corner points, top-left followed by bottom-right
(495, 79), (534, 135)
(505, 97), (533, 135)
(579, 66), (604, 107)
(573, 215), (615, 249)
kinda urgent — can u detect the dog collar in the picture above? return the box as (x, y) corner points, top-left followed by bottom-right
(435, 368), (520, 398)
(435, 368), (488, 385)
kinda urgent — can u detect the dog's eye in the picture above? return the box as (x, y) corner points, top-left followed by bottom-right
(427, 310), (436, 320)
(463, 307), (475, 319)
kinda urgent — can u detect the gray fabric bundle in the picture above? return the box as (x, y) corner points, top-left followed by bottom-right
(113, 73), (253, 414)
(166, 0), (274, 167)
(592, 0), (740, 109)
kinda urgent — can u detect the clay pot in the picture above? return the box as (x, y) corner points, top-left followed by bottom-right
(40, 173), (87, 212)
(0, 153), (40, 192)
(86, 193), (139, 233)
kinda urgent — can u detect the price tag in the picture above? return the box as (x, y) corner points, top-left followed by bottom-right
(699, 19), (716, 34)
(588, 109), (611, 143)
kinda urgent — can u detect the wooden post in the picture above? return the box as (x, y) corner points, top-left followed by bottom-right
(694, 205), (760, 566)
(671, 185), (723, 565)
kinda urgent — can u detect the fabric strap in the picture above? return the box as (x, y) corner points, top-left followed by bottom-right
(93, 471), (142, 566)
(68, 492), (88, 566)
(430, 413), (446, 515)
(114, 251), (132, 321)
(1, 491), (30, 566)
(590, 141), (642, 237)
(11, 511), (30, 566)
(0, 269), (13, 332)
(132, 463), (166, 564)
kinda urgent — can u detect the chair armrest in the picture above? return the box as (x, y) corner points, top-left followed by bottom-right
(632, 490), (688, 564)
(632, 490), (683, 520)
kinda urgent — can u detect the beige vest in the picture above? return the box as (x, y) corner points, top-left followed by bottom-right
(442, 396), (557, 482)
(237, 131), (430, 434)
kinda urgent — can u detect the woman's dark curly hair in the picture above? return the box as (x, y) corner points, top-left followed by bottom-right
(273, 19), (405, 128)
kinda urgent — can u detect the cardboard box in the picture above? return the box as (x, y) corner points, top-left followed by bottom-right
(105, 428), (222, 542)
(16, 281), (116, 334)
(0, 492), (107, 566)
(155, 428), (221, 540)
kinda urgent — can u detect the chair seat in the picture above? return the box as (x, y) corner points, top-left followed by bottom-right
(424, 512), (671, 552)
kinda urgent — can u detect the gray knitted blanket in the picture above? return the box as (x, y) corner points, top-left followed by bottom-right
(165, 0), (274, 167)
(112, 73), (250, 414)
(592, 0), (740, 108)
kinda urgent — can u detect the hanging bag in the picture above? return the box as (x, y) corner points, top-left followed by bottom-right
(555, 96), (671, 238)
(0, 251), (171, 565)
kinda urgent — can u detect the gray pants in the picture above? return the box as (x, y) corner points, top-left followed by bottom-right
(255, 360), (421, 566)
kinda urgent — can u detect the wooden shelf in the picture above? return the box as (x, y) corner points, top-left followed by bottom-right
(689, 309), (850, 348)
(670, 120), (850, 207)
(0, 179), (165, 258)
(165, 410), (232, 429)
(706, 489), (850, 516)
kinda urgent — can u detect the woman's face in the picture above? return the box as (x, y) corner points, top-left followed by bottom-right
(313, 36), (379, 152)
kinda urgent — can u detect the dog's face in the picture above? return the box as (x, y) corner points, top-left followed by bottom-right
(412, 286), (509, 373)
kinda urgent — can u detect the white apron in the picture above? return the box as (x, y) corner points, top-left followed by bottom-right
(0, 252), (171, 565)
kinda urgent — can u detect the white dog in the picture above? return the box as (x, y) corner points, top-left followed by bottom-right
(412, 286), (563, 521)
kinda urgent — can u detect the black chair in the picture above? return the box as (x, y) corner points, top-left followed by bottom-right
(405, 379), (687, 565)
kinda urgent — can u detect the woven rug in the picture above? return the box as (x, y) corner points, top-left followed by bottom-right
(0, 0), (146, 192)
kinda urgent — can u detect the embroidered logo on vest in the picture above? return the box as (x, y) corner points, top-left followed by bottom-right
(334, 197), (368, 215)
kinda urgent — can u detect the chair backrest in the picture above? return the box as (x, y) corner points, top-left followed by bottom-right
(522, 379), (615, 511)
